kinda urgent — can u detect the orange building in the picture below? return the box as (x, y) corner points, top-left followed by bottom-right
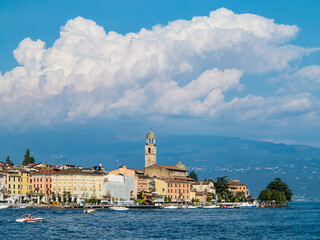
(228, 180), (249, 197)
(167, 179), (191, 202)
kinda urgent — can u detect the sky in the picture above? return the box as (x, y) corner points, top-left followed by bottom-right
(1, 0), (320, 162)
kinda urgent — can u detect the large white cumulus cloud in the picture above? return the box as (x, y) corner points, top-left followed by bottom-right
(0, 8), (318, 125)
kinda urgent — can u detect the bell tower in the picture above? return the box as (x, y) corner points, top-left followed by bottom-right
(145, 130), (156, 168)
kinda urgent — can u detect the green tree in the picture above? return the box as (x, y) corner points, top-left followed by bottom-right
(270, 190), (281, 202)
(5, 156), (14, 166)
(22, 149), (35, 165)
(214, 176), (232, 200)
(279, 192), (287, 204)
(267, 178), (293, 201)
(235, 191), (245, 202)
(258, 189), (272, 201)
(188, 171), (198, 182)
(206, 196), (213, 202)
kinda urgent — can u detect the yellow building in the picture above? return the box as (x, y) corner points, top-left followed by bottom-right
(51, 168), (104, 202)
(7, 168), (31, 201)
(154, 178), (167, 196)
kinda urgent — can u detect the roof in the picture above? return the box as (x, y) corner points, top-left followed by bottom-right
(172, 176), (195, 181)
(32, 168), (58, 175)
(146, 131), (155, 139)
(228, 181), (246, 187)
(51, 168), (105, 176)
(174, 161), (187, 171)
(153, 164), (187, 172)
(166, 178), (191, 183)
(192, 181), (212, 185)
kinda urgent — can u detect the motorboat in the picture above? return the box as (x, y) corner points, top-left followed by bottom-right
(240, 202), (258, 208)
(221, 205), (234, 209)
(203, 205), (220, 209)
(84, 208), (95, 213)
(109, 206), (129, 211)
(16, 214), (44, 223)
(187, 205), (198, 209)
(179, 205), (188, 209)
(164, 205), (179, 209)
(0, 205), (9, 209)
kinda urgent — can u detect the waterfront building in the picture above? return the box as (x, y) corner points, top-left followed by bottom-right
(167, 179), (192, 202)
(145, 131), (157, 168)
(228, 180), (250, 197)
(0, 172), (6, 199)
(154, 178), (167, 196)
(104, 166), (135, 202)
(191, 181), (216, 196)
(192, 192), (208, 204)
(6, 168), (31, 201)
(51, 168), (104, 203)
(30, 168), (56, 203)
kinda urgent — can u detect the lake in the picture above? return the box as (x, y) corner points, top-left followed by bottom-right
(1, 202), (319, 239)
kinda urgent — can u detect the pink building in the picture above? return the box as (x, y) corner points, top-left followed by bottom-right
(31, 168), (56, 202)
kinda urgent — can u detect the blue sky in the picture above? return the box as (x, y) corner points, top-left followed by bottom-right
(0, 0), (320, 161)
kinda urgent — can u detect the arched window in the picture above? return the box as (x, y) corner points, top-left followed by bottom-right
(148, 148), (151, 153)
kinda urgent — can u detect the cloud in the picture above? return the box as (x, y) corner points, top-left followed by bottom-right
(0, 8), (318, 126)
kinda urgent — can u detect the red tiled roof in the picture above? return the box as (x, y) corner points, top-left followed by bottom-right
(32, 168), (58, 175)
(152, 164), (187, 172)
(51, 168), (105, 176)
(228, 181), (246, 187)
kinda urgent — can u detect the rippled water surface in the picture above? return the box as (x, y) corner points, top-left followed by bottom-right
(1, 202), (319, 239)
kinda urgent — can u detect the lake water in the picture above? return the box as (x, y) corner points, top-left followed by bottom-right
(0, 202), (319, 239)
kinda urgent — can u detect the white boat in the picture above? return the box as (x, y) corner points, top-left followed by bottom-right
(0, 205), (9, 209)
(84, 208), (95, 213)
(164, 205), (179, 209)
(240, 202), (258, 208)
(16, 214), (44, 223)
(203, 205), (220, 209)
(109, 206), (129, 211)
(187, 205), (198, 209)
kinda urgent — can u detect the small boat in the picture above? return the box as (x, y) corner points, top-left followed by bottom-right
(240, 202), (258, 208)
(187, 205), (198, 209)
(221, 205), (234, 209)
(179, 205), (188, 209)
(84, 208), (95, 213)
(109, 206), (129, 211)
(16, 214), (44, 223)
(203, 205), (220, 209)
(0, 205), (9, 209)
(164, 205), (179, 209)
